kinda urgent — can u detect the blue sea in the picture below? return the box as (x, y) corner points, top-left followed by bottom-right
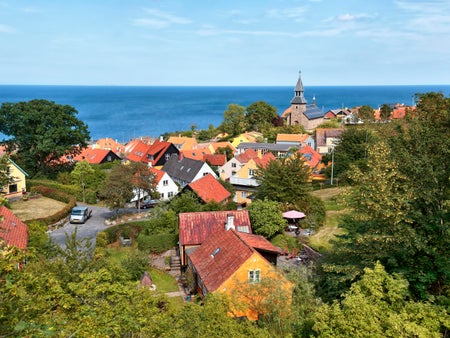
(1, 85), (449, 142)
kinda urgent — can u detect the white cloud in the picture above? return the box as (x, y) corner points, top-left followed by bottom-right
(133, 8), (191, 29)
(0, 23), (14, 33)
(266, 7), (308, 22)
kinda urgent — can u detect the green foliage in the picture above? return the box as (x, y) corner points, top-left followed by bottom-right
(248, 200), (287, 239)
(270, 233), (302, 252)
(0, 99), (90, 176)
(246, 101), (278, 132)
(70, 160), (96, 203)
(313, 262), (449, 337)
(168, 190), (203, 214)
(0, 155), (13, 190)
(255, 152), (311, 203)
(136, 233), (178, 253)
(380, 103), (392, 120)
(220, 103), (248, 136)
(358, 105), (375, 121)
(26, 185), (76, 225)
(27, 220), (58, 257)
(291, 194), (326, 228)
(317, 119), (341, 129)
(121, 252), (150, 280)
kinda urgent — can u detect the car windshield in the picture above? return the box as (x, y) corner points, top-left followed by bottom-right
(71, 210), (83, 215)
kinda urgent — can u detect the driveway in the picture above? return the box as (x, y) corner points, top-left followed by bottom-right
(49, 205), (137, 249)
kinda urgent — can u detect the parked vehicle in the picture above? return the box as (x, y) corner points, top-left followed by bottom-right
(69, 206), (92, 224)
(139, 199), (160, 209)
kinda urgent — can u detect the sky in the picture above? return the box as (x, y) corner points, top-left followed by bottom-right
(0, 0), (449, 86)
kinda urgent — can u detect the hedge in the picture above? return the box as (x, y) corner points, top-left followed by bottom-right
(27, 179), (97, 204)
(27, 185), (76, 226)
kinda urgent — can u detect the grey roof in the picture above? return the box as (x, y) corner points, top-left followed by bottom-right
(290, 72), (307, 105)
(304, 104), (325, 120)
(236, 142), (293, 152)
(162, 154), (205, 183)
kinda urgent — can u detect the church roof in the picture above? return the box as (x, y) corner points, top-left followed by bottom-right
(290, 72), (307, 105)
(304, 104), (324, 120)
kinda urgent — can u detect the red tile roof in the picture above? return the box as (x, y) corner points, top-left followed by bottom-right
(298, 145), (322, 168)
(149, 167), (165, 185)
(147, 140), (172, 164)
(187, 174), (231, 204)
(0, 206), (28, 249)
(236, 231), (281, 254)
(188, 229), (255, 292)
(93, 138), (125, 153)
(73, 148), (119, 164)
(203, 154), (227, 166)
(181, 148), (211, 161)
(179, 210), (252, 246)
(126, 140), (151, 163)
(254, 152), (276, 168)
(235, 149), (259, 163)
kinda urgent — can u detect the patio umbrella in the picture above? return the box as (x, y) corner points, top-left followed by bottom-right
(282, 210), (306, 219)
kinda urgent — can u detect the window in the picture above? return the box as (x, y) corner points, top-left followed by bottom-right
(160, 193), (164, 199)
(163, 180), (168, 186)
(248, 169), (255, 177)
(248, 269), (261, 283)
(9, 184), (18, 193)
(168, 191), (174, 198)
(203, 172), (208, 176)
(165, 154), (170, 161)
(231, 162), (237, 168)
(242, 191), (247, 198)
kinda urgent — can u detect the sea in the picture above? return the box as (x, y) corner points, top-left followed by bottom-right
(1, 85), (449, 143)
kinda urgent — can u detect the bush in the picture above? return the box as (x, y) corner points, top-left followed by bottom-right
(291, 195), (326, 228)
(27, 185), (76, 225)
(136, 233), (177, 253)
(27, 179), (97, 204)
(121, 253), (150, 280)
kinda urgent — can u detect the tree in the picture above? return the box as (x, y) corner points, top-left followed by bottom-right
(255, 152), (311, 203)
(313, 262), (449, 338)
(0, 155), (13, 191)
(99, 163), (134, 217)
(246, 101), (278, 131)
(247, 199), (287, 238)
(0, 99), (90, 176)
(220, 103), (248, 136)
(70, 160), (96, 202)
(357, 105), (375, 121)
(129, 162), (158, 212)
(379, 103), (392, 120)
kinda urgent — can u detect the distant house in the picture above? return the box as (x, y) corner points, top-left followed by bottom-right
(73, 148), (121, 164)
(91, 138), (125, 155)
(167, 136), (198, 151)
(180, 148), (212, 161)
(324, 108), (351, 120)
(126, 139), (179, 167)
(1, 158), (28, 198)
(282, 72), (325, 131)
(149, 168), (178, 201)
(315, 128), (344, 154)
(0, 206), (28, 249)
(219, 149), (259, 181)
(236, 142), (292, 158)
(229, 152), (275, 206)
(297, 145), (322, 169)
(231, 131), (263, 148)
(187, 228), (291, 320)
(182, 173), (230, 204)
(162, 154), (217, 188)
(276, 133), (315, 150)
(178, 210), (252, 267)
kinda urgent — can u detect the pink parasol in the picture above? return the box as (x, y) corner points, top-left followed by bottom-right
(282, 210), (306, 219)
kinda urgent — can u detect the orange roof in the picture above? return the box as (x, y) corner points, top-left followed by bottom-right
(235, 149), (259, 163)
(254, 152), (276, 168)
(281, 107), (292, 118)
(149, 167), (165, 185)
(167, 136), (198, 151)
(181, 148), (211, 161)
(147, 140), (175, 165)
(276, 134), (302, 143)
(73, 148), (120, 164)
(297, 145), (322, 168)
(209, 142), (236, 154)
(126, 141), (151, 163)
(0, 206), (28, 249)
(203, 154), (227, 166)
(189, 229), (255, 292)
(179, 209), (252, 246)
(187, 174), (230, 204)
(93, 138), (124, 153)
(237, 231), (281, 254)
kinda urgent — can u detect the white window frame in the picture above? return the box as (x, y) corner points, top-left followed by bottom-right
(248, 269), (261, 283)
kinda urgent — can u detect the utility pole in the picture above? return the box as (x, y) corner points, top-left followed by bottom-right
(330, 146), (335, 185)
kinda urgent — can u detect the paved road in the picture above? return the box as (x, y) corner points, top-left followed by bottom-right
(49, 205), (136, 249)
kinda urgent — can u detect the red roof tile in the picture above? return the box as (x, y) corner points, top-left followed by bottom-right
(235, 149), (259, 163)
(0, 206), (28, 249)
(236, 232), (281, 254)
(203, 154), (227, 166)
(187, 174), (231, 204)
(254, 152), (276, 168)
(73, 148), (119, 164)
(126, 141), (151, 163)
(298, 145), (322, 168)
(188, 229), (255, 292)
(179, 210), (252, 246)
(149, 167), (165, 185)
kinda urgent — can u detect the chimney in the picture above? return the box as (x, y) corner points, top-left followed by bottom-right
(225, 214), (235, 231)
(178, 152), (184, 161)
(159, 136), (163, 142)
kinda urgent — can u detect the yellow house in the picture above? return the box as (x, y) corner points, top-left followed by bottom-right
(230, 152), (275, 206)
(188, 228), (292, 320)
(231, 131), (264, 148)
(1, 158), (29, 198)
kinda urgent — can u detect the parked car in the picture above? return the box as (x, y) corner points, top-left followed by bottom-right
(139, 199), (160, 209)
(69, 206), (92, 224)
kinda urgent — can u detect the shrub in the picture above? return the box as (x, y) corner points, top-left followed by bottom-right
(136, 233), (177, 253)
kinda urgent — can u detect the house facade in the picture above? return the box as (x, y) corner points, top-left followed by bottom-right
(1, 158), (28, 198)
(315, 128), (344, 154)
(150, 168), (178, 201)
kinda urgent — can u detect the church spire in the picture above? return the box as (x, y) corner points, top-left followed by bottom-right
(290, 70), (307, 105)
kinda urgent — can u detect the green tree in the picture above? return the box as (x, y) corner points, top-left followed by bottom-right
(255, 152), (311, 203)
(70, 160), (96, 202)
(246, 101), (278, 132)
(0, 99), (90, 176)
(130, 162), (158, 212)
(313, 262), (449, 338)
(220, 103), (248, 136)
(247, 199), (287, 238)
(100, 163), (134, 217)
(357, 105), (375, 121)
(380, 103), (392, 120)
(0, 155), (13, 191)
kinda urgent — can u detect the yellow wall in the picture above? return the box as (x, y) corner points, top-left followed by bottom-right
(2, 161), (27, 198)
(216, 252), (293, 321)
(236, 159), (258, 179)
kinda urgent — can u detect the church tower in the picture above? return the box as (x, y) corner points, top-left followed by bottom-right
(288, 71), (307, 125)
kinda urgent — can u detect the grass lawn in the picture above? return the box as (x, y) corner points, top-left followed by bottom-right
(10, 196), (66, 221)
(307, 187), (350, 253)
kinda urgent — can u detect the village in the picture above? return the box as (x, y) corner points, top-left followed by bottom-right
(1, 75), (446, 338)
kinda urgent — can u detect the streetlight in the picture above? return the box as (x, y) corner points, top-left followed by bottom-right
(330, 146), (335, 185)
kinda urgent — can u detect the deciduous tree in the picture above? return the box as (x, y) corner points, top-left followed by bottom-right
(0, 99), (90, 176)
(246, 101), (278, 131)
(220, 103), (248, 136)
(248, 199), (287, 238)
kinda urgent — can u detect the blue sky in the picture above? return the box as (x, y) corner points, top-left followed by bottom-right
(1, 0), (449, 86)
